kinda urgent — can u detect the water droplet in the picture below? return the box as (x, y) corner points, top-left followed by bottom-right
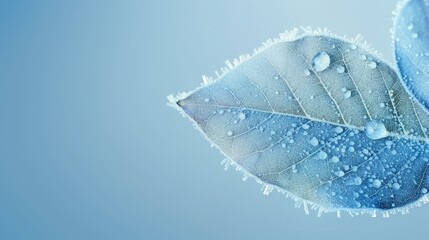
(365, 120), (389, 140)
(380, 103), (385, 108)
(407, 23), (414, 30)
(372, 179), (382, 188)
(367, 61), (377, 69)
(335, 171), (345, 177)
(204, 98), (210, 103)
(274, 75), (280, 80)
(312, 51), (331, 72)
(412, 33), (419, 38)
(422, 188), (428, 194)
(218, 109), (224, 114)
(354, 177), (362, 185)
(331, 156), (340, 163)
(275, 91), (279, 95)
(318, 151), (328, 159)
(303, 69), (311, 76)
(310, 137), (319, 146)
(392, 182), (400, 190)
(336, 64), (345, 74)
(360, 55), (367, 60)
(302, 124), (310, 130)
(227, 131), (233, 136)
(344, 90), (352, 99)
(386, 140), (393, 147)
(282, 143), (286, 148)
(350, 44), (357, 50)
(270, 130), (276, 135)
(334, 127), (343, 134)
(238, 112), (246, 120)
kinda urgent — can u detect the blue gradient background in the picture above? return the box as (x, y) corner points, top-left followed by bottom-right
(0, 0), (426, 239)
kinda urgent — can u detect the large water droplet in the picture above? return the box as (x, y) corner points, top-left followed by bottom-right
(365, 120), (388, 140)
(407, 23), (414, 30)
(312, 51), (331, 72)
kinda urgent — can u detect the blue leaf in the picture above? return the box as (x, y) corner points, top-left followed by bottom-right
(169, 31), (429, 216)
(394, 0), (429, 110)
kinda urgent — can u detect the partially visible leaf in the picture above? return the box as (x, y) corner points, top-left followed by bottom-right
(394, 0), (429, 110)
(170, 33), (429, 215)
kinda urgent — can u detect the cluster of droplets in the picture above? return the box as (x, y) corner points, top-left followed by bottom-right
(202, 97), (429, 210)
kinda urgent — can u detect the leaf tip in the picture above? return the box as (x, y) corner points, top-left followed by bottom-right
(166, 94), (187, 115)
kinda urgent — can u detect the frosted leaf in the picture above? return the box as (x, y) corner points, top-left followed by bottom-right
(170, 31), (429, 215)
(394, 0), (429, 110)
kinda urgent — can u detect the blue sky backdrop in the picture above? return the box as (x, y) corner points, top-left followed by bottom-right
(1, 0), (427, 239)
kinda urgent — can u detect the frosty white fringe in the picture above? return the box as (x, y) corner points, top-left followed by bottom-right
(168, 27), (386, 103)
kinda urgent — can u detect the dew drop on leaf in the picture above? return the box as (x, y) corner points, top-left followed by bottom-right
(312, 51), (330, 72)
(372, 179), (382, 188)
(344, 90), (352, 99)
(334, 126), (343, 134)
(364, 120), (388, 140)
(318, 151), (328, 159)
(238, 112), (246, 120)
(303, 69), (311, 76)
(367, 61), (377, 69)
(392, 182), (401, 190)
(354, 177), (362, 185)
(336, 64), (345, 73)
(309, 137), (319, 146)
